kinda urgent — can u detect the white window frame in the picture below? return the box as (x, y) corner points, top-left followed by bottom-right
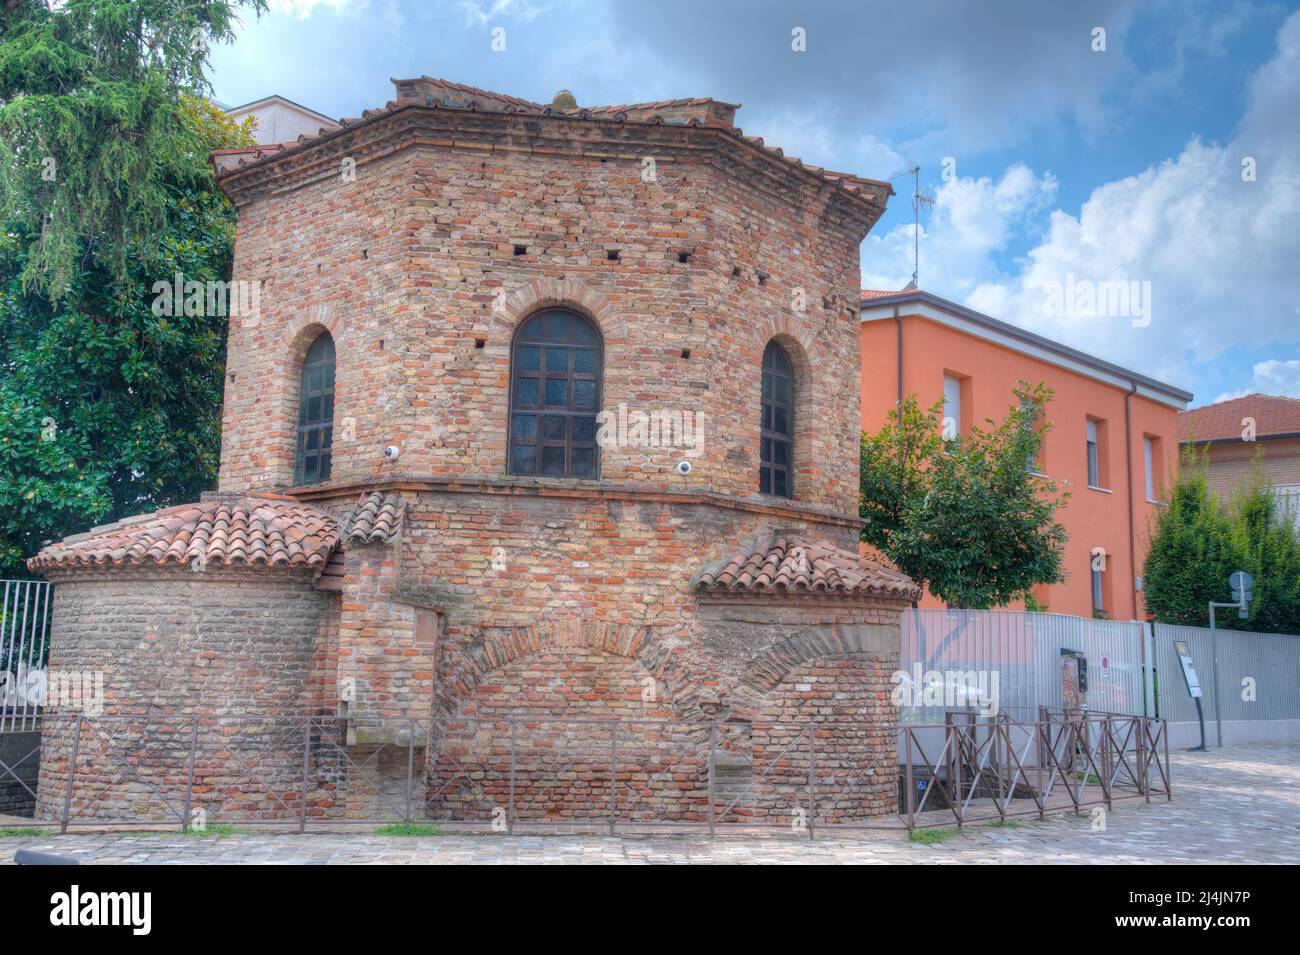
(1143, 436), (1157, 502)
(943, 374), (962, 442)
(1086, 418), (1101, 488)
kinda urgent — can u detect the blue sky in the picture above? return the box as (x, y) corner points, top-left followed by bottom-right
(210, 0), (1300, 407)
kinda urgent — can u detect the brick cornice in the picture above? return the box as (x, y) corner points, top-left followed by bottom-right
(287, 474), (866, 530)
(215, 104), (886, 237)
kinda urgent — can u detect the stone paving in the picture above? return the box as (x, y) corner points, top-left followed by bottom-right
(2, 742), (1296, 864)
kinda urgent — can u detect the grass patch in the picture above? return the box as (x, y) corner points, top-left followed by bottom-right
(984, 819), (1022, 829)
(182, 824), (248, 839)
(375, 823), (441, 837)
(0, 827), (49, 838)
(907, 826), (960, 845)
(1075, 773), (1102, 784)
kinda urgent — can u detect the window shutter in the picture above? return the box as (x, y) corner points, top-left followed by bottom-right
(1144, 437), (1155, 500)
(1086, 419), (1099, 486)
(943, 375), (961, 438)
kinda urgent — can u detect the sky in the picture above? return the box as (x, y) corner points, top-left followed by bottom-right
(209, 0), (1300, 408)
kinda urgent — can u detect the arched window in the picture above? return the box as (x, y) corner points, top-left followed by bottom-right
(760, 340), (794, 498)
(295, 333), (335, 485)
(509, 309), (602, 479)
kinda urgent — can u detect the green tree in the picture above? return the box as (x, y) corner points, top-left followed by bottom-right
(1143, 455), (1300, 634)
(860, 382), (1069, 608)
(0, 0), (260, 576)
(1141, 461), (1240, 626)
(0, 0), (265, 299)
(1231, 479), (1300, 634)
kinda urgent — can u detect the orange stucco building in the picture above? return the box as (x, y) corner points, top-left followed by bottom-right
(860, 289), (1193, 619)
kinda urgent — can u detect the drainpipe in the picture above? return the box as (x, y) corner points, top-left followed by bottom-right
(1124, 381), (1139, 621)
(894, 306), (903, 414)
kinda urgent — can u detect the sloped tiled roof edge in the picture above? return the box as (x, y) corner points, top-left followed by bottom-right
(29, 496), (342, 572)
(212, 91), (892, 212)
(695, 536), (920, 601)
(1179, 393), (1300, 443)
(342, 491), (406, 544)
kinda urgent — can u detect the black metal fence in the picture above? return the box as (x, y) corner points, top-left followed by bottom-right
(0, 710), (1169, 836)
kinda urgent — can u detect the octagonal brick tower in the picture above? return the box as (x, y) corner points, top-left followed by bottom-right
(34, 77), (918, 824)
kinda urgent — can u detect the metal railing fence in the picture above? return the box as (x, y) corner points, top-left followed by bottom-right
(1, 710), (1169, 836)
(901, 709), (1169, 829)
(0, 579), (52, 732)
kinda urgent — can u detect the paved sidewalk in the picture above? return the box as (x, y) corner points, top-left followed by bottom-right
(3, 742), (1296, 864)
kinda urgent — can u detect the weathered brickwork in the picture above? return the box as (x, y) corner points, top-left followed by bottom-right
(216, 102), (880, 512)
(32, 80), (916, 823)
(32, 565), (336, 822)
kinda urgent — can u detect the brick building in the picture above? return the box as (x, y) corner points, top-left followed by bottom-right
(31, 79), (917, 824)
(1180, 393), (1300, 524)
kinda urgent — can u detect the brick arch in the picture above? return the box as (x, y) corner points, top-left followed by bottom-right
(278, 305), (347, 361)
(731, 623), (897, 721)
(485, 277), (630, 344)
(254, 315), (346, 487)
(760, 326), (813, 382)
(756, 329), (815, 501)
(445, 618), (704, 718)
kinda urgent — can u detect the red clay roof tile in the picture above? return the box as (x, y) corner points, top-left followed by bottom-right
(29, 496), (342, 571)
(1180, 393), (1300, 442)
(696, 536), (919, 600)
(342, 491), (406, 544)
(213, 78), (891, 199)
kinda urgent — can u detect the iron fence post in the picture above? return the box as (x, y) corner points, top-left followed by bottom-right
(181, 719), (199, 832)
(507, 719), (517, 835)
(298, 716), (311, 834)
(1034, 718), (1046, 821)
(1137, 715), (1149, 800)
(405, 718), (416, 825)
(706, 721), (717, 838)
(952, 720), (964, 828)
(904, 726), (915, 830)
(60, 713), (82, 835)
(805, 726), (816, 839)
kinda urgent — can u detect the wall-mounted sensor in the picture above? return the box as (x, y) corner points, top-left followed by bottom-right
(676, 460), (693, 476)
(383, 445), (401, 461)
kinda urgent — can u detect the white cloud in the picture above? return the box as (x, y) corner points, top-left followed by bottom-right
(750, 111), (906, 185)
(1215, 359), (1300, 402)
(961, 10), (1300, 388)
(268, 0), (358, 17)
(861, 164), (1057, 296)
(458, 0), (549, 27)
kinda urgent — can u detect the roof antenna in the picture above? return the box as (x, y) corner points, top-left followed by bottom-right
(908, 165), (934, 290)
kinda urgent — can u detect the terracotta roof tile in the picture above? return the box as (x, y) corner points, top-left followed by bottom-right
(213, 78), (892, 201)
(342, 491), (406, 544)
(696, 536), (920, 600)
(29, 497), (341, 571)
(860, 288), (899, 302)
(1180, 393), (1300, 442)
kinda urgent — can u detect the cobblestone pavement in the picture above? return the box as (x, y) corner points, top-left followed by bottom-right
(3, 743), (1296, 864)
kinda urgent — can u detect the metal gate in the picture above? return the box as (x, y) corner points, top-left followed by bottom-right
(1, 579), (53, 732)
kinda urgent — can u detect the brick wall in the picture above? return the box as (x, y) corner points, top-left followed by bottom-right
(33, 565), (334, 822)
(1202, 436), (1300, 500)
(216, 108), (875, 515)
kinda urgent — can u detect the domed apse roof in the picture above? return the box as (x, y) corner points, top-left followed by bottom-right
(695, 536), (920, 601)
(29, 491), (406, 572)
